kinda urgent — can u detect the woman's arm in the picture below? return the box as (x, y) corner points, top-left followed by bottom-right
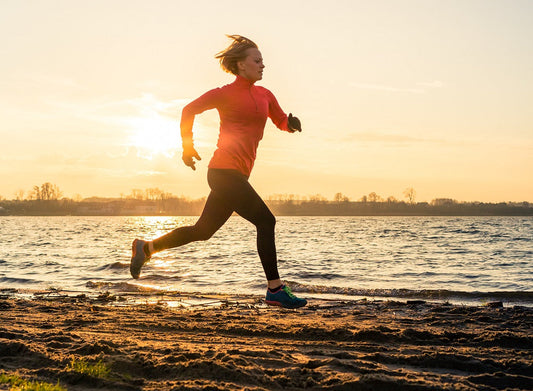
(266, 90), (302, 133)
(180, 88), (221, 170)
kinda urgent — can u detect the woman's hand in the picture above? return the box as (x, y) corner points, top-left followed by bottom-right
(182, 146), (202, 170)
(288, 113), (302, 133)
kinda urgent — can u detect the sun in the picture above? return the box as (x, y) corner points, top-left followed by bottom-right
(127, 115), (180, 157)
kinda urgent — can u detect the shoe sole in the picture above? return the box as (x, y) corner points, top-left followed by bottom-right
(265, 299), (307, 309)
(265, 300), (283, 307)
(130, 239), (144, 279)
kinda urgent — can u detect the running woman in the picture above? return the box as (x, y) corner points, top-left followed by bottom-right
(130, 35), (307, 309)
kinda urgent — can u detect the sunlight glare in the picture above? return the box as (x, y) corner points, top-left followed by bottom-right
(127, 115), (180, 157)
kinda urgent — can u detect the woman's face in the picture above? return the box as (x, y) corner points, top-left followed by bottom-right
(238, 48), (264, 82)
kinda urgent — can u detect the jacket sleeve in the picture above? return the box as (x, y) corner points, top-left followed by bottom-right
(180, 88), (221, 147)
(266, 89), (290, 132)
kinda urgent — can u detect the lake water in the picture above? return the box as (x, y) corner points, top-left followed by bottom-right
(1, 216), (532, 306)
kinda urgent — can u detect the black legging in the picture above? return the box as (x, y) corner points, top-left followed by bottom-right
(152, 169), (280, 281)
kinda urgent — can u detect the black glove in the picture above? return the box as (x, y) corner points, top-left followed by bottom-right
(288, 113), (302, 132)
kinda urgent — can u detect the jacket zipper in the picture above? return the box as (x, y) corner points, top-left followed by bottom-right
(249, 86), (258, 112)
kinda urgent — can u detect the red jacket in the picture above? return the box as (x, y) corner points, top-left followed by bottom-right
(181, 75), (290, 176)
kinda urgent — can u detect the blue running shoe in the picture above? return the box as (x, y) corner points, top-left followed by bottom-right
(265, 285), (307, 309)
(130, 239), (150, 279)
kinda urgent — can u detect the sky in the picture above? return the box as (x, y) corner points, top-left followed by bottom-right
(1, 0), (532, 202)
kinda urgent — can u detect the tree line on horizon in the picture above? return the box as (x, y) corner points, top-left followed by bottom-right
(0, 182), (531, 216)
(3, 182), (420, 204)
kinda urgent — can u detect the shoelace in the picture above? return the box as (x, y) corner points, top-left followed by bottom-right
(282, 286), (297, 299)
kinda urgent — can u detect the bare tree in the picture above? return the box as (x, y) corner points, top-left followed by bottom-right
(334, 192), (350, 202)
(160, 191), (174, 200)
(367, 192), (383, 202)
(267, 194), (297, 202)
(30, 185), (42, 200)
(130, 189), (144, 200)
(41, 183), (53, 200)
(145, 188), (165, 201)
(14, 189), (25, 201)
(403, 187), (416, 204)
(28, 183), (63, 201)
(39, 182), (62, 200)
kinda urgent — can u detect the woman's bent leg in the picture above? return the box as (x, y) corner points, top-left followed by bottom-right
(150, 169), (280, 282)
(151, 191), (232, 253)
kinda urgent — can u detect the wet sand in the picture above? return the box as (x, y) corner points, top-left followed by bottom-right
(0, 292), (532, 390)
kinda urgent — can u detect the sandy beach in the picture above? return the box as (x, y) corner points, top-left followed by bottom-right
(0, 292), (532, 390)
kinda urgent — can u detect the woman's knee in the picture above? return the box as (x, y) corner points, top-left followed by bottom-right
(258, 211), (276, 230)
(268, 213), (276, 228)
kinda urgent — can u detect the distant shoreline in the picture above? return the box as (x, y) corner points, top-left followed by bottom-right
(1, 198), (532, 217)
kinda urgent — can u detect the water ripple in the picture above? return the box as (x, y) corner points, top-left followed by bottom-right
(0, 216), (531, 301)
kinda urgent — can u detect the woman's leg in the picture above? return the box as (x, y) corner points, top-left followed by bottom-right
(216, 172), (306, 307)
(130, 172), (233, 279)
(151, 190), (233, 253)
(131, 169), (306, 307)
(208, 170), (280, 283)
(140, 169), (280, 284)
(235, 194), (280, 283)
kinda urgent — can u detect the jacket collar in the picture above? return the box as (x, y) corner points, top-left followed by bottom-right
(233, 74), (256, 87)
